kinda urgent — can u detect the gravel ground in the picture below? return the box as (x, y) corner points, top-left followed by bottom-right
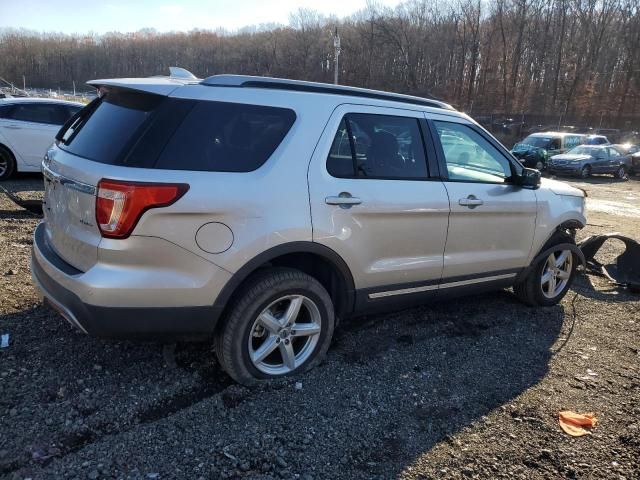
(1, 173), (639, 480)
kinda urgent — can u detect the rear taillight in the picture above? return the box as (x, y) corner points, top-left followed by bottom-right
(96, 179), (189, 239)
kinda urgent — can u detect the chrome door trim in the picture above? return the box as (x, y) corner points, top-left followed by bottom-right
(368, 272), (517, 299)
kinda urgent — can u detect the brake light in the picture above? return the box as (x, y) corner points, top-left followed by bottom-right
(96, 179), (189, 239)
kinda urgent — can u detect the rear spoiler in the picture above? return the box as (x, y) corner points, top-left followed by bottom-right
(87, 67), (200, 96)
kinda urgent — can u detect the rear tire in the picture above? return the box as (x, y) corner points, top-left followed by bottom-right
(535, 160), (544, 171)
(514, 233), (578, 307)
(215, 268), (335, 385)
(0, 146), (16, 181)
(614, 165), (628, 180)
(580, 165), (591, 179)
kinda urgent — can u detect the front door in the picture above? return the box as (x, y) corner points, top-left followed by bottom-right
(429, 118), (537, 283)
(308, 105), (450, 303)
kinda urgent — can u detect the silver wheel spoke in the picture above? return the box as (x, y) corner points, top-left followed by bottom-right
(547, 275), (556, 295)
(541, 271), (552, 285)
(251, 335), (279, 363)
(555, 251), (570, 268)
(282, 296), (303, 326)
(258, 312), (281, 334)
(248, 294), (323, 376)
(557, 270), (570, 280)
(279, 341), (296, 370)
(292, 322), (321, 337)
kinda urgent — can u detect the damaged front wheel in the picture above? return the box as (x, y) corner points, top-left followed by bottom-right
(514, 237), (578, 306)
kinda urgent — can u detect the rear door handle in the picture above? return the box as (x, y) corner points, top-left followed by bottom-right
(325, 192), (362, 208)
(458, 195), (483, 208)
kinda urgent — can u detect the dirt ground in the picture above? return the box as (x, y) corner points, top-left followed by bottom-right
(0, 173), (638, 480)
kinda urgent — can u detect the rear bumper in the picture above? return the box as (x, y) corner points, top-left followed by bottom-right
(31, 222), (225, 339)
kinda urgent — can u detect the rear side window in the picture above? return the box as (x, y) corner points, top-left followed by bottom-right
(326, 113), (428, 179)
(155, 101), (296, 172)
(0, 105), (13, 118)
(59, 90), (163, 164)
(9, 103), (68, 125)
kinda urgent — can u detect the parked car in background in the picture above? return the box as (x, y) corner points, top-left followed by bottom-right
(31, 73), (586, 385)
(511, 132), (584, 170)
(613, 143), (640, 175)
(0, 98), (83, 179)
(584, 134), (609, 145)
(548, 144), (630, 179)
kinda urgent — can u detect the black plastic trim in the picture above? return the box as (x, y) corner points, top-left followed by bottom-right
(31, 250), (219, 339)
(212, 241), (356, 316)
(355, 267), (522, 312)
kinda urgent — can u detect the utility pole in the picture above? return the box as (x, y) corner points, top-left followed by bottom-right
(22, 75), (25, 91)
(333, 27), (341, 85)
(73, 80), (76, 97)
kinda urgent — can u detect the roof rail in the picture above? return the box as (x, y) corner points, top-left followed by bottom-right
(200, 75), (452, 110)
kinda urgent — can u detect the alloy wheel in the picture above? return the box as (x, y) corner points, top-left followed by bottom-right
(541, 250), (573, 299)
(248, 294), (322, 375)
(0, 154), (7, 177)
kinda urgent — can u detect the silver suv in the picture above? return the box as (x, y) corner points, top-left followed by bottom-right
(31, 73), (586, 384)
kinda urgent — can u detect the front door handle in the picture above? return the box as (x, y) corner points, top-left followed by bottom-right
(459, 195), (484, 208)
(325, 192), (362, 209)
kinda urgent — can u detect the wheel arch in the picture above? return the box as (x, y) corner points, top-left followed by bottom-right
(213, 242), (356, 324)
(0, 142), (17, 165)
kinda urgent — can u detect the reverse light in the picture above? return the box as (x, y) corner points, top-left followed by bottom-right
(96, 179), (189, 239)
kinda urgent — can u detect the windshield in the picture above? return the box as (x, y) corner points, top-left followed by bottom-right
(521, 136), (553, 148)
(568, 146), (599, 155)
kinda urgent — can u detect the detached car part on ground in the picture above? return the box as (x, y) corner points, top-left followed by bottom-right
(579, 233), (640, 293)
(31, 71), (588, 385)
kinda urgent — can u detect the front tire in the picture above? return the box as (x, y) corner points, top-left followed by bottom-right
(215, 268), (335, 385)
(580, 165), (591, 179)
(0, 146), (16, 180)
(514, 236), (578, 307)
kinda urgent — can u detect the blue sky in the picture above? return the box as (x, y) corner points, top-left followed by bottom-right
(0, 0), (402, 34)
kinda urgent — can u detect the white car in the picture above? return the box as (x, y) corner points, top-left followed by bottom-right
(0, 98), (83, 179)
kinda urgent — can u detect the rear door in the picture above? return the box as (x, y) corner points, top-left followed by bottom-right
(592, 148), (609, 172)
(308, 105), (450, 303)
(606, 147), (623, 172)
(1, 103), (67, 167)
(428, 116), (537, 282)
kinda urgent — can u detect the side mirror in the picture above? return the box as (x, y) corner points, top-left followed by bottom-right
(515, 167), (541, 188)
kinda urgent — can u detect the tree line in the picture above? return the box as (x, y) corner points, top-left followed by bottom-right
(1, 0), (638, 127)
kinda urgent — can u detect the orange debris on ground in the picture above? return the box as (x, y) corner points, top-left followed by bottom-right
(558, 411), (598, 437)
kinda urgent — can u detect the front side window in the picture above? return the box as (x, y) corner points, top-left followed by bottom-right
(434, 121), (513, 183)
(608, 147), (621, 158)
(326, 113), (428, 179)
(9, 103), (68, 125)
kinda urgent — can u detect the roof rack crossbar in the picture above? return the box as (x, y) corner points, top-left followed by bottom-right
(200, 75), (452, 110)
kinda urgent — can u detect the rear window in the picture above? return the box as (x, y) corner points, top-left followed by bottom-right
(154, 101), (296, 172)
(58, 89), (295, 172)
(59, 89), (162, 164)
